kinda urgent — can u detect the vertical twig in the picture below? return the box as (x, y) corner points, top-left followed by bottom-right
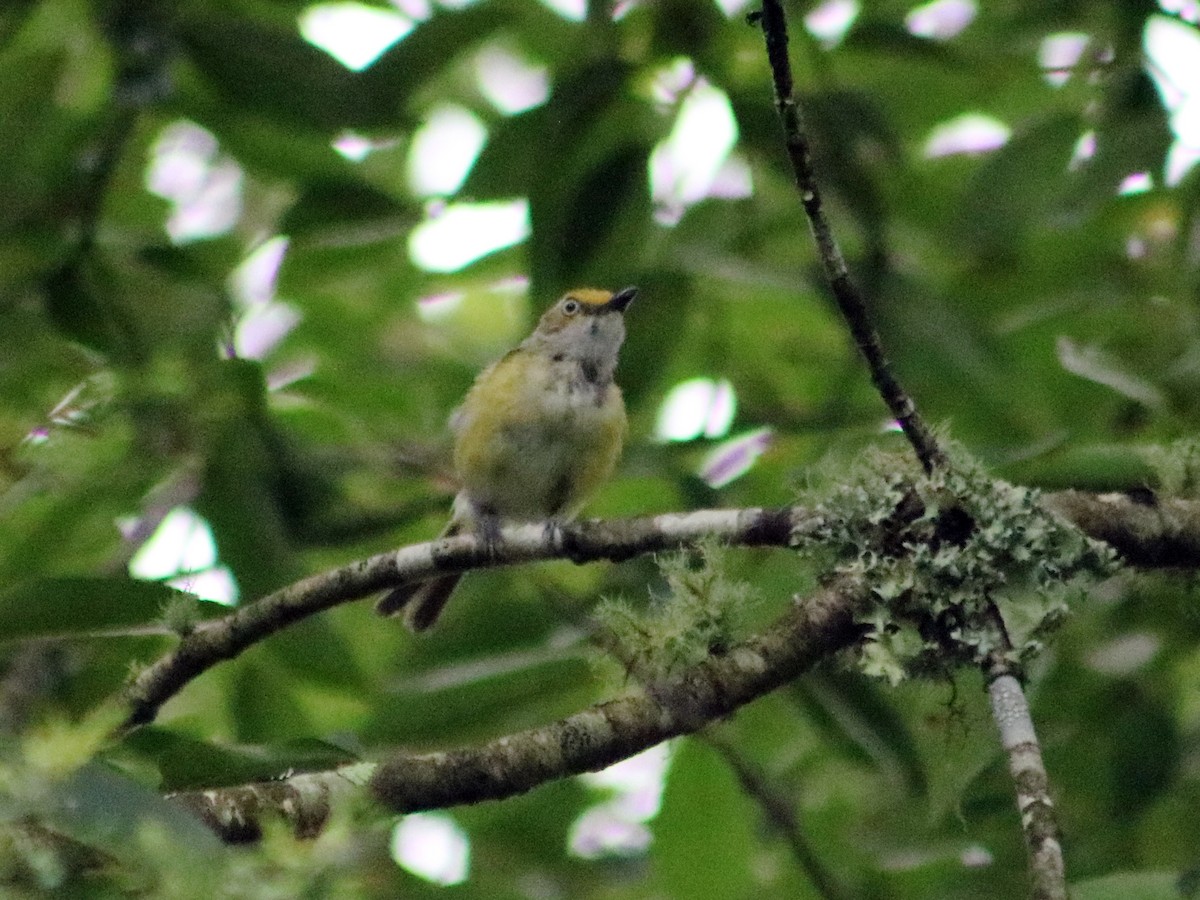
(755, 7), (1067, 897)
(986, 654), (1067, 900)
(755, 1), (946, 475)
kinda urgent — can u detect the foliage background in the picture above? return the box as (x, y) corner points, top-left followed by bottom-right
(1, 0), (1199, 896)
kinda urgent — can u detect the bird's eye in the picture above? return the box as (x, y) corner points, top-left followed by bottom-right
(562, 299), (581, 315)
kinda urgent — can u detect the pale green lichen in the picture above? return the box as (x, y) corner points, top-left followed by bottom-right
(1142, 438), (1200, 497)
(161, 593), (201, 637)
(594, 539), (755, 681)
(800, 446), (1118, 684)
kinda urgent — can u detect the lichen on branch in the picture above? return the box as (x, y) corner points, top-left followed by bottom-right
(798, 447), (1118, 684)
(593, 539), (757, 682)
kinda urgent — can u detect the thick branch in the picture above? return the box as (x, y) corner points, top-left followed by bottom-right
(1042, 490), (1200, 567)
(756, 0), (946, 474)
(369, 576), (867, 812)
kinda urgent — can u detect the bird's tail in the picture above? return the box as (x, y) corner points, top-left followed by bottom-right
(375, 573), (464, 631)
(375, 520), (463, 630)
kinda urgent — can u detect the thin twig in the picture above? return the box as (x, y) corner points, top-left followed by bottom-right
(756, 0), (946, 474)
(702, 732), (851, 900)
(985, 654), (1066, 900)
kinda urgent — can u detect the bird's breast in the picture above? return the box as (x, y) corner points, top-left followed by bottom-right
(453, 351), (626, 519)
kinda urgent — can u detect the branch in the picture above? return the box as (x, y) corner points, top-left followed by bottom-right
(702, 732), (851, 900)
(368, 576), (867, 812)
(122, 492), (1200, 732)
(140, 488), (1200, 835)
(756, 0), (946, 474)
(121, 506), (814, 730)
(1042, 489), (1200, 567)
(162, 577), (863, 841)
(985, 657), (1066, 900)
(170, 766), (368, 843)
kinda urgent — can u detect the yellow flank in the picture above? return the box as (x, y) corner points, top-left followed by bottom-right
(453, 346), (627, 520)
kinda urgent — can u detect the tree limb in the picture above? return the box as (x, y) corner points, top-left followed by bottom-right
(121, 506), (815, 730)
(170, 766), (370, 843)
(140, 488), (1200, 838)
(122, 492), (1200, 732)
(1042, 489), (1200, 567)
(986, 658), (1066, 900)
(368, 575), (867, 812)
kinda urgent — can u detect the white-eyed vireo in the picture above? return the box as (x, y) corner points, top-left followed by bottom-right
(377, 286), (638, 630)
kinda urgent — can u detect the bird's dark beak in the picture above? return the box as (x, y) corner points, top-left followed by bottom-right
(608, 286), (638, 313)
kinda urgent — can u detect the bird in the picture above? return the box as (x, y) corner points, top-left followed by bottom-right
(377, 286), (638, 630)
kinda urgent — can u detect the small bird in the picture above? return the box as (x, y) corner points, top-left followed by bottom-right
(378, 286), (638, 630)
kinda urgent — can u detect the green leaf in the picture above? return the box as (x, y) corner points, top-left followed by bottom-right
(121, 727), (358, 792)
(1071, 871), (1180, 900)
(194, 360), (302, 600)
(177, 11), (384, 132)
(45, 761), (222, 853)
(228, 658), (316, 744)
(178, 5), (509, 131)
(280, 178), (417, 243)
(792, 670), (926, 796)
(843, 20), (970, 68)
(957, 112), (1085, 254)
(362, 648), (594, 748)
(0, 577), (205, 641)
(652, 738), (757, 899)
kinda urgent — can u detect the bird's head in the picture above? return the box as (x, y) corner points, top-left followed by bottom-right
(524, 286), (638, 379)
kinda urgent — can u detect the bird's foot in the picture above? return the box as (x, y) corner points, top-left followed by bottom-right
(477, 512), (503, 561)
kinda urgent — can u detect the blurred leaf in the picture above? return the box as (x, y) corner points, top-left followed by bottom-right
(1056, 336), (1165, 409)
(263, 617), (368, 693)
(363, 652), (594, 748)
(121, 727), (358, 791)
(843, 20), (970, 67)
(645, 0), (726, 62)
(178, 5), (509, 132)
(651, 738), (756, 899)
(518, 57), (658, 293)
(45, 761), (222, 853)
(891, 671), (999, 824)
(1077, 68), (1174, 207)
(0, 577), (208, 641)
(0, 50), (74, 231)
(1071, 870), (1180, 900)
(957, 112), (1085, 254)
(0, 0), (38, 45)
(793, 669), (926, 796)
(804, 89), (901, 246)
(279, 178), (417, 242)
(177, 11), (384, 133)
(1108, 683), (1178, 818)
(228, 658), (315, 744)
(194, 360), (302, 599)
